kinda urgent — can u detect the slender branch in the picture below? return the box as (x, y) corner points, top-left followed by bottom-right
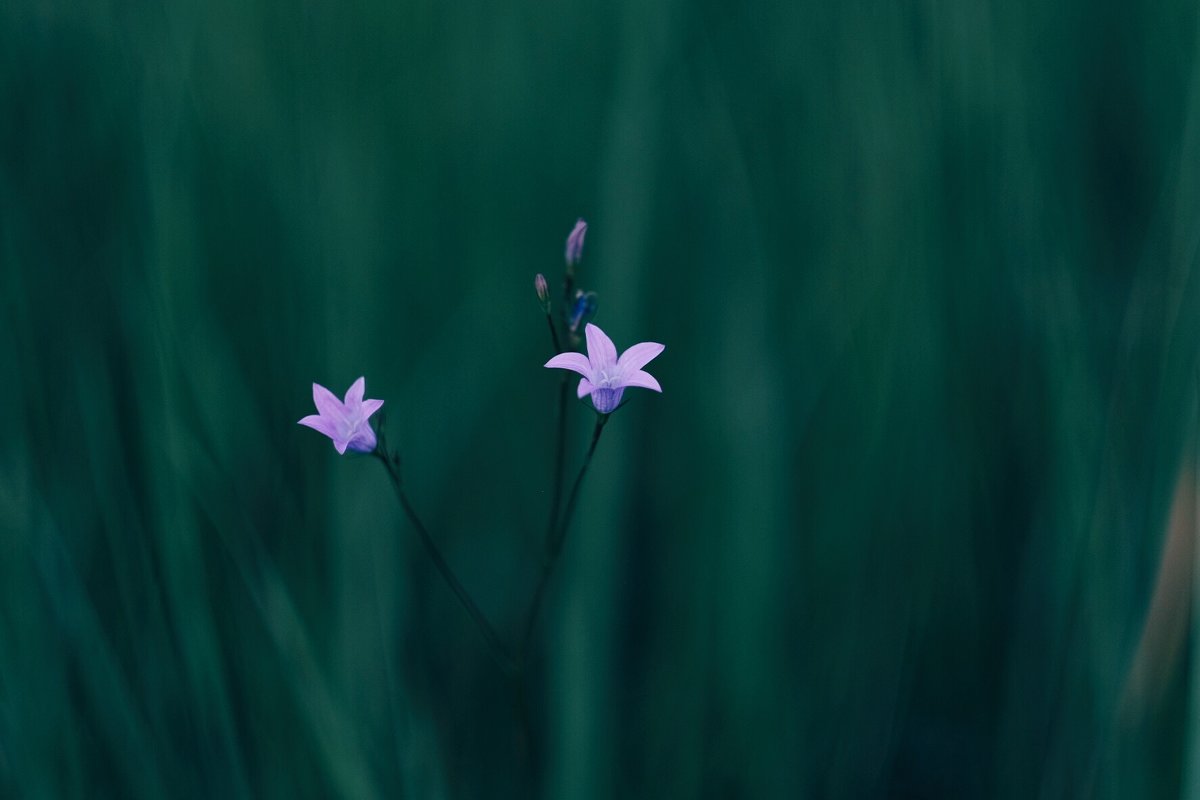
(526, 306), (571, 658)
(544, 312), (563, 355)
(551, 414), (607, 557)
(521, 559), (554, 662)
(519, 386), (569, 663)
(513, 663), (534, 772)
(520, 414), (608, 660)
(542, 306), (569, 558)
(545, 377), (569, 550)
(374, 450), (517, 675)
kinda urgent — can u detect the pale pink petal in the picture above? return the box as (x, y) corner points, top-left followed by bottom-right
(545, 351), (593, 378)
(617, 342), (665, 373)
(584, 323), (617, 369)
(360, 398), (384, 418)
(334, 437), (350, 455)
(298, 414), (336, 438)
(313, 383), (342, 417)
(577, 377), (595, 398)
(344, 377), (366, 406)
(622, 369), (662, 392)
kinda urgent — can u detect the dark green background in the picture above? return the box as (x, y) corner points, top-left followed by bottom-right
(4, 1), (1200, 797)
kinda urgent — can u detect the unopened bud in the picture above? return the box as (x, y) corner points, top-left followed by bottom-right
(568, 290), (598, 334)
(564, 218), (587, 270)
(534, 273), (551, 312)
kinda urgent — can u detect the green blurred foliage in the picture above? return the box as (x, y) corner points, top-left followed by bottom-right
(3, 0), (1200, 797)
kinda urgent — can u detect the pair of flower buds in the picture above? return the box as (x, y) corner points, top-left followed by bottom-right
(537, 220), (597, 338)
(299, 221), (666, 454)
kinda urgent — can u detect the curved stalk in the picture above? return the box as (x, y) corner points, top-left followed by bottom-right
(374, 450), (516, 675)
(521, 414), (608, 659)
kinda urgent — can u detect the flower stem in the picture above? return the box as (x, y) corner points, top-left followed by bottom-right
(544, 312), (563, 355)
(553, 413), (608, 556)
(521, 414), (608, 659)
(529, 306), (571, 657)
(544, 377), (568, 553)
(373, 449), (517, 675)
(543, 305), (569, 561)
(563, 274), (575, 316)
(520, 562), (553, 665)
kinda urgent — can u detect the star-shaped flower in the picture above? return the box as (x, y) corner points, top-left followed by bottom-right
(544, 323), (664, 413)
(298, 377), (384, 454)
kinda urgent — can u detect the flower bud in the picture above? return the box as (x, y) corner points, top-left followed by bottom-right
(534, 273), (551, 312)
(564, 218), (587, 270)
(568, 290), (598, 334)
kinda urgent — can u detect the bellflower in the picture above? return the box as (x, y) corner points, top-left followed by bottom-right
(545, 323), (664, 413)
(298, 377), (384, 454)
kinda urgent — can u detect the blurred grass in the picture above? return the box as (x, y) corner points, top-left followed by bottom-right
(3, 0), (1200, 797)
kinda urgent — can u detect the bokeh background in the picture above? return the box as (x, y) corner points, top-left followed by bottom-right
(4, 1), (1200, 797)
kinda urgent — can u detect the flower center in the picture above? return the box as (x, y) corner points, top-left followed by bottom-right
(337, 415), (362, 439)
(595, 368), (620, 389)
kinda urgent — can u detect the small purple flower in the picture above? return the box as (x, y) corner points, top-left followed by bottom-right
(544, 323), (664, 413)
(298, 377), (384, 454)
(565, 218), (587, 267)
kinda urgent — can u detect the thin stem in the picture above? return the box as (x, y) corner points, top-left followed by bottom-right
(542, 306), (569, 558)
(526, 306), (571, 658)
(520, 559), (554, 662)
(520, 414), (608, 660)
(563, 274), (575, 318)
(374, 450), (517, 675)
(545, 377), (569, 552)
(552, 414), (607, 557)
(544, 312), (563, 355)
(513, 665), (534, 774)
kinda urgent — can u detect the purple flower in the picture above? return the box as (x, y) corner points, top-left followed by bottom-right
(544, 323), (664, 413)
(298, 377), (384, 454)
(565, 218), (587, 267)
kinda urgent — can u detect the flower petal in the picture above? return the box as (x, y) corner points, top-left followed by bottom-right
(617, 342), (665, 373)
(577, 377), (595, 398)
(360, 398), (384, 419)
(298, 414), (336, 438)
(344, 377), (366, 407)
(545, 351), (593, 378)
(590, 387), (624, 414)
(346, 424), (378, 453)
(333, 437), (350, 455)
(313, 383), (343, 417)
(584, 323), (618, 370)
(622, 369), (662, 393)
